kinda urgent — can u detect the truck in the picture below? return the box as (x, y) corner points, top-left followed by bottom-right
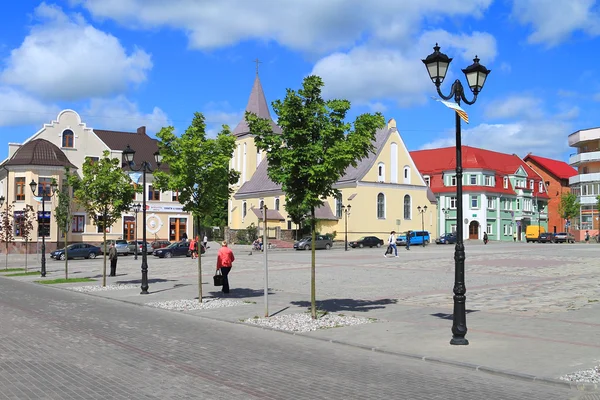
(525, 225), (546, 243)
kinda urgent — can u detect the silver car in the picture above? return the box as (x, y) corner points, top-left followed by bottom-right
(100, 239), (130, 255)
(128, 240), (153, 254)
(293, 235), (333, 250)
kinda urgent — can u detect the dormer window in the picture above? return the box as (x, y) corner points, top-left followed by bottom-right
(503, 177), (509, 189)
(529, 179), (534, 190)
(470, 175), (477, 185)
(538, 181), (543, 193)
(62, 129), (74, 148)
(450, 175), (457, 186)
(423, 175), (430, 187)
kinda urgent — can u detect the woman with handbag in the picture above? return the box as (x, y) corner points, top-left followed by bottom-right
(216, 241), (235, 294)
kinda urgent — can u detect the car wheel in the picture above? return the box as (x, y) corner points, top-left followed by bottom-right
(165, 252), (173, 258)
(88, 252), (96, 259)
(376, 243), (382, 248)
(59, 253), (66, 261)
(325, 243), (331, 250)
(304, 244), (310, 250)
(359, 243), (364, 248)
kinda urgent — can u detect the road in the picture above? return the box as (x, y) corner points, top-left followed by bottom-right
(0, 277), (584, 400)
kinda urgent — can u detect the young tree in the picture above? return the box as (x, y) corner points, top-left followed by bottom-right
(246, 75), (385, 318)
(74, 151), (138, 286)
(18, 205), (35, 272)
(558, 192), (580, 233)
(54, 168), (81, 279)
(0, 204), (14, 270)
(154, 112), (239, 303)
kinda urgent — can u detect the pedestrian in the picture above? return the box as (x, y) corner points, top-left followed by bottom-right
(513, 232), (517, 242)
(585, 230), (590, 243)
(108, 243), (118, 276)
(406, 231), (411, 250)
(483, 232), (488, 245)
(216, 241), (235, 294)
(203, 233), (208, 249)
(189, 237), (197, 259)
(384, 231), (398, 258)
(181, 231), (188, 242)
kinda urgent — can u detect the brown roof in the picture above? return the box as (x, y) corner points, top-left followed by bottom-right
(94, 126), (167, 172)
(232, 75), (281, 137)
(3, 139), (76, 169)
(251, 207), (285, 221)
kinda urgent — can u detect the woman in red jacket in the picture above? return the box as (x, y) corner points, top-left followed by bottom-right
(216, 241), (235, 294)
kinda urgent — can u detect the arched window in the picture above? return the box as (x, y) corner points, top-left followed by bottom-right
(377, 193), (385, 219)
(390, 143), (398, 183)
(274, 197), (280, 210)
(242, 201), (247, 218)
(403, 166), (411, 184)
(62, 129), (74, 148)
(335, 194), (342, 218)
(403, 194), (411, 220)
(377, 162), (385, 182)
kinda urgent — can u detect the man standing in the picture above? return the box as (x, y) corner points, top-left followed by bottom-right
(108, 243), (118, 276)
(406, 231), (411, 251)
(216, 241), (235, 294)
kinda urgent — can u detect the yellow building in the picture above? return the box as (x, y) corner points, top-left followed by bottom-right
(228, 75), (438, 242)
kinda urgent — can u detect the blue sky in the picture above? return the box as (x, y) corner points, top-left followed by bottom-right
(1, 0), (600, 162)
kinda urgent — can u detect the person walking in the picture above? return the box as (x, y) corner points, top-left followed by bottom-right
(483, 232), (488, 245)
(406, 231), (411, 250)
(513, 232), (517, 242)
(181, 231), (188, 242)
(585, 230), (590, 243)
(384, 231), (398, 258)
(189, 237), (197, 259)
(216, 241), (235, 294)
(203, 233), (208, 250)
(108, 243), (118, 276)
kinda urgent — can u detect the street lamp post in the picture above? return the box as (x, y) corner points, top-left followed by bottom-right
(341, 204), (352, 251)
(422, 43), (490, 346)
(417, 205), (428, 247)
(122, 145), (162, 295)
(132, 202), (141, 260)
(29, 179), (58, 277)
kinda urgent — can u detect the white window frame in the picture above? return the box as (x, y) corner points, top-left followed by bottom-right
(274, 197), (280, 211)
(509, 225), (514, 235)
(450, 224), (457, 234)
(539, 181), (543, 193)
(530, 179), (534, 189)
(403, 166), (411, 184)
(470, 195), (478, 209)
(449, 197), (457, 209)
(487, 197), (495, 209)
(486, 224), (493, 234)
(503, 224), (507, 235)
(71, 213), (86, 234)
(423, 175), (430, 187)
(470, 175), (477, 185)
(450, 175), (457, 186)
(516, 198), (521, 210)
(377, 162), (385, 182)
(484, 176), (492, 186)
(377, 193), (386, 219)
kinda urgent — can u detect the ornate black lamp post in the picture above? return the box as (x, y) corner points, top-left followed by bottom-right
(29, 179), (58, 277)
(341, 204), (352, 251)
(422, 43), (490, 346)
(132, 202), (141, 260)
(417, 205), (428, 247)
(122, 145), (162, 295)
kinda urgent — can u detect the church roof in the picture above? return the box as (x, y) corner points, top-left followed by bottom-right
(3, 139), (76, 169)
(232, 74), (281, 137)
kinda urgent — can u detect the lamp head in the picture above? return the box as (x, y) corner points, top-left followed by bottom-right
(123, 144), (135, 164)
(462, 55), (491, 95)
(29, 179), (37, 194)
(422, 43), (452, 86)
(154, 151), (163, 167)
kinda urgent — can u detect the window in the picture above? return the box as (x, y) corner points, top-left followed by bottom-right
(485, 176), (493, 186)
(390, 143), (398, 183)
(256, 149), (262, 166)
(15, 177), (25, 201)
(539, 182), (543, 193)
(516, 199), (521, 210)
(403, 166), (411, 184)
(96, 215), (110, 233)
(377, 193), (385, 219)
(503, 224), (508, 235)
(470, 195), (478, 209)
(14, 211), (24, 236)
(530, 180), (534, 190)
(259, 199), (264, 209)
(487, 197), (495, 209)
(62, 129), (74, 148)
(470, 175), (477, 185)
(86, 156), (99, 165)
(242, 201), (247, 218)
(486, 224), (493, 234)
(275, 197), (280, 211)
(72, 215), (85, 233)
(148, 186), (160, 201)
(424, 175), (430, 187)
(450, 224), (457, 233)
(38, 177), (53, 201)
(450, 175), (457, 186)
(403, 194), (411, 219)
(503, 177), (509, 189)
(335, 194), (342, 218)
(172, 191), (179, 202)
(509, 225), (513, 235)
(38, 211), (51, 237)
(377, 162), (385, 182)
(449, 197), (457, 209)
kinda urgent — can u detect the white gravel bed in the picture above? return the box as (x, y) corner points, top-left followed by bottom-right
(69, 284), (139, 292)
(560, 365), (600, 383)
(146, 298), (248, 311)
(244, 313), (375, 332)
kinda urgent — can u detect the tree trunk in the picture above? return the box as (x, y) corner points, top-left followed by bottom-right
(64, 221), (69, 280)
(25, 241), (28, 272)
(197, 214), (203, 303)
(102, 214), (107, 287)
(310, 207), (317, 319)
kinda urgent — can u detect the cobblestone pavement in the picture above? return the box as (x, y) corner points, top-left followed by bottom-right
(0, 277), (584, 400)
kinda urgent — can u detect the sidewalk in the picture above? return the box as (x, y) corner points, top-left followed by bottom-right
(3, 242), (600, 392)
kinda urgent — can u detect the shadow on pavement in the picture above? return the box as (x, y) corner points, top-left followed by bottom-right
(150, 283), (192, 294)
(430, 310), (479, 320)
(206, 287), (276, 298)
(115, 278), (176, 284)
(291, 298), (398, 313)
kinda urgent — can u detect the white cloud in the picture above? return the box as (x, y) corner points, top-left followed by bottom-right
(0, 87), (60, 127)
(511, 0), (600, 46)
(484, 95), (544, 120)
(73, 0), (492, 52)
(1, 3), (152, 101)
(81, 96), (169, 134)
(202, 101), (244, 137)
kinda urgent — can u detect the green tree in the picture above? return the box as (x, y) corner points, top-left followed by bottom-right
(0, 204), (14, 270)
(154, 112), (239, 303)
(558, 192), (580, 233)
(74, 151), (138, 286)
(246, 75), (385, 318)
(17, 205), (35, 272)
(54, 168), (81, 279)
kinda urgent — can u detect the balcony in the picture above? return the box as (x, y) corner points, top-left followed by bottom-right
(570, 173), (600, 185)
(569, 127), (600, 147)
(569, 151), (600, 166)
(578, 195), (598, 205)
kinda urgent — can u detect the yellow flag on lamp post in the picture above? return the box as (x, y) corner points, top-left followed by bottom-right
(432, 98), (469, 124)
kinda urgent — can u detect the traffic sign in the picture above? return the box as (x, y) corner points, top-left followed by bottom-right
(516, 221), (521, 227)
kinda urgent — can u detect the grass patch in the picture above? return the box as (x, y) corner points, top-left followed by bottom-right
(243, 300), (257, 304)
(588, 299), (599, 303)
(0, 268), (25, 273)
(5, 271), (41, 277)
(36, 278), (96, 284)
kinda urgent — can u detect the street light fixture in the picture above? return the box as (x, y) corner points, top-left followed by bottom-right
(341, 204), (352, 251)
(29, 179), (58, 277)
(422, 43), (490, 346)
(122, 144), (162, 295)
(417, 205), (428, 247)
(132, 202), (141, 260)
(441, 207), (451, 235)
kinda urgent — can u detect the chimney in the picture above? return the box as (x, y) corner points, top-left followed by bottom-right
(387, 118), (396, 129)
(137, 126), (146, 135)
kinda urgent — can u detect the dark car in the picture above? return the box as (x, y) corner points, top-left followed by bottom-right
(349, 236), (384, 248)
(537, 232), (555, 243)
(553, 232), (575, 243)
(435, 233), (457, 245)
(293, 235), (333, 250)
(151, 240), (171, 250)
(51, 243), (101, 260)
(153, 241), (204, 258)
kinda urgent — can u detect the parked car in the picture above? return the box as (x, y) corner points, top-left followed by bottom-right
(153, 241), (204, 258)
(349, 236), (384, 248)
(294, 235), (333, 250)
(396, 230), (430, 246)
(435, 233), (457, 245)
(537, 232), (555, 243)
(51, 243), (101, 260)
(99, 239), (130, 255)
(128, 240), (153, 254)
(151, 240), (171, 250)
(553, 232), (575, 243)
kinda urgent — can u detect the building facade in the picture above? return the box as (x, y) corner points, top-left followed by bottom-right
(0, 110), (191, 253)
(523, 154), (577, 234)
(411, 146), (549, 242)
(228, 74), (438, 242)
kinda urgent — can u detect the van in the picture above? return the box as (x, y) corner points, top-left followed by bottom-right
(525, 225), (545, 243)
(396, 230), (430, 246)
